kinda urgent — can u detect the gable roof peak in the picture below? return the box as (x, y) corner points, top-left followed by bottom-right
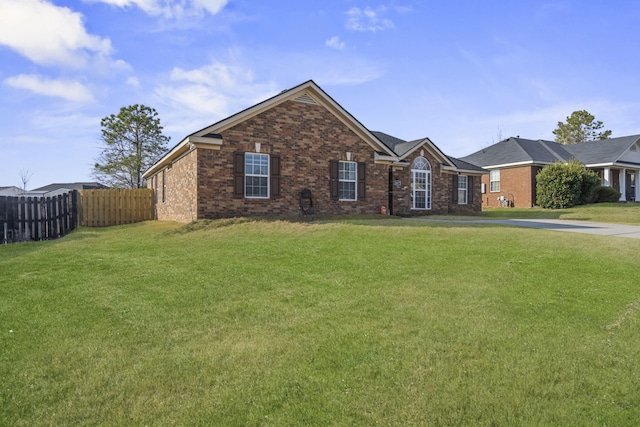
(143, 80), (397, 178)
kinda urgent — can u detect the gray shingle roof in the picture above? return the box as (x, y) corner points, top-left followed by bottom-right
(447, 157), (487, 172)
(372, 131), (423, 157)
(461, 135), (640, 169)
(460, 137), (570, 167)
(371, 131), (406, 153)
(372, 131), (486, 173)
(32, 182), (108, 192)
(371, 131), (422, 157)
(563, 135), (640, 165)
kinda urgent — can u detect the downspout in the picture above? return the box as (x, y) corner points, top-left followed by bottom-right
(388, 166), (394, 215)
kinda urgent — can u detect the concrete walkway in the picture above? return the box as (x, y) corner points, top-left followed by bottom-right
(408, 218), (640, 239)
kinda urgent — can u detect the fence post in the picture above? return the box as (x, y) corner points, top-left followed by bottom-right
(9, 196), (18, 243)
(71, 190), (78, 229)
(0, 196), (5, 244)
(37, 197), (43, 241)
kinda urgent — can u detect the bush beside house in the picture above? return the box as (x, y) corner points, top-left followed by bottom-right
(593, 186), (622, 203)
(536, 160), (600, 209)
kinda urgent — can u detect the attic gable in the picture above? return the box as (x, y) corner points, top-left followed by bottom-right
(144, 81), (397, 178)
(618, 138), (640, 165)
(191, 80), (395, 156)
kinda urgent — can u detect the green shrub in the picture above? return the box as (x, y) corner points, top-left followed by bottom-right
(536, 160), (600, 209)
(593, 185), (621, 203)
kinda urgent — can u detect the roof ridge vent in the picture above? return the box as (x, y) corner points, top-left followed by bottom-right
(293, 93), (319, 105)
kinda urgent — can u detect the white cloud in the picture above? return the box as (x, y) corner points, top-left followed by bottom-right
(346, 6), (394, 32)
(154, 61), (278, 135)
(325, 36), (346, 50)
(126, 76), (141, 88)
(0, 0), (120, 69)
(87, 0), (228, 19)
(192, 0), (227, 14)
(4, 74), (94, 103)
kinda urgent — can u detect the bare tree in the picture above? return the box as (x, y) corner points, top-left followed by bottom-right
(20, 169), (33, 192)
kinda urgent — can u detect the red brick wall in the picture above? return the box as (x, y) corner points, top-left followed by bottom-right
(194, 99), (390, 219)
(448, 173), (483, 214)
(149, 149), (198, 222)
(480, 166), (539, 208)
(150, 98), (484, 221)
(390, 148), (482, 215)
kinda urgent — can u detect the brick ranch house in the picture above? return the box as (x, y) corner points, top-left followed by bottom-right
(460, 135), (640, 208)
(143, 80), (486, 222)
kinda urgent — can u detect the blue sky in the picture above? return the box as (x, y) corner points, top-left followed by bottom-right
(1, 0), (639, 189)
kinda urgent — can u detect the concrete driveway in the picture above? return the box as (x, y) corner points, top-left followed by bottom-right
(409, 218), (640, 239)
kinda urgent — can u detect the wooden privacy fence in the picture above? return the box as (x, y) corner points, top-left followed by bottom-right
(1, 189), (155, 243)
(78, 188), (154, 227)
(0, 192), (79, 244)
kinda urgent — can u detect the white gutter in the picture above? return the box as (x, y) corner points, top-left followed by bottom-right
(479, 160), (554, 169)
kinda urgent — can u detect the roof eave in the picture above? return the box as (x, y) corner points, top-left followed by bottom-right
(143, 135), (223, 178)
(477, 160), (554, 169)
(583, 161), (640, 168)
(374, 152), (399, 164)
(441, 165), (488, 175)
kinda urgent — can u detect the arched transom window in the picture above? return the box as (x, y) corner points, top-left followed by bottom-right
(411, 157), (431, 210)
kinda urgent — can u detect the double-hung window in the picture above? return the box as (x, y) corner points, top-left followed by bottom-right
(490, 169), (500, 192)
(338, 161), (357, 201)
(458, 175), (468, 204)
(245, 153), (269, 198)
(329, 160), (365, 201)
(233, 151), (280, 199)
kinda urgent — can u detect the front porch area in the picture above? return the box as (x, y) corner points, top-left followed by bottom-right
(596, 167), (639, 202)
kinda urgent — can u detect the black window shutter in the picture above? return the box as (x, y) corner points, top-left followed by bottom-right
(270, 154), (281, 198)
(329, 160), (339, 200)
(468, 176), (474, 203)
(452, 175), (458, 203)
(233, 152), (244, 198)
(357, 162), (366, 200)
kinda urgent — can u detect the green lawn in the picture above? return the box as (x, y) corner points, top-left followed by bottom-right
(1, 218), (640, 426)
(481, 203), (640, 225)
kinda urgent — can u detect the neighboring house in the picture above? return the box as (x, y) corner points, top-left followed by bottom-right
(0, 186), (23, 196)
(24, 182), (108, 198)
(461, 135), (640, 208)
(143, 80), (486, 222)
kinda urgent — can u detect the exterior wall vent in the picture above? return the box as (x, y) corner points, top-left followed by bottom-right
(294, 93), (319, 105)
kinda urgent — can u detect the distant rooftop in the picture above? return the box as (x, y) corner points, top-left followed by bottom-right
(31, 182), (108, 192)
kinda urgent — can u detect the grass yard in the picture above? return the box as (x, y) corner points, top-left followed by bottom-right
(1, 217), (640, 425)
(481, 202), (640, 225)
